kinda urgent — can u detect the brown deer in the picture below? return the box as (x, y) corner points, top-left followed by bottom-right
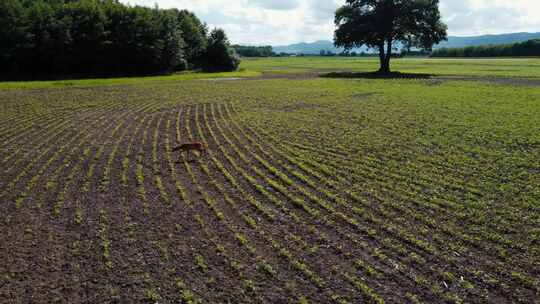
(173, 141), (206, 161)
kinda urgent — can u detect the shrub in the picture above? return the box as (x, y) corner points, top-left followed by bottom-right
(201, 29), (240, 72)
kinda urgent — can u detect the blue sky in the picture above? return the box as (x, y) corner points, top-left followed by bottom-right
(121, 0), (540, 45)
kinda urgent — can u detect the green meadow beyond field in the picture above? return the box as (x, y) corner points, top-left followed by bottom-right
(1, 58), (540, 303)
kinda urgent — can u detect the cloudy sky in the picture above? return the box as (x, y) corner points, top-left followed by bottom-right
(121, 0), (540, 45)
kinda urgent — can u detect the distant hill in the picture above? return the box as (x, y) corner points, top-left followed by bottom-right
(273, 32), (540, 55)
(273, 40), (367, 55)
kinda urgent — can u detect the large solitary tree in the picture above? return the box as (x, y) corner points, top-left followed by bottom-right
(334, 0), (447, 74)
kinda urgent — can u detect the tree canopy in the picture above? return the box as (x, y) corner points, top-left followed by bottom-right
(334, 0), (447, 73)
(0, 0), (239, 80)
(232, 45), (275, 57)
(201, 29), (240, 72)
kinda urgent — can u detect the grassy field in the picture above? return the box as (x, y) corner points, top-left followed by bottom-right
(242, 57), (540, 78)
(1, 58), (539, 303)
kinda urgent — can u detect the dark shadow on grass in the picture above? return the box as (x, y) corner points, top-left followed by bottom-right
(320, 71), (434, 79)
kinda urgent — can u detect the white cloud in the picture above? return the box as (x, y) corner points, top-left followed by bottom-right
(120, 0), (540, 45)
(248, 0), (301, 11)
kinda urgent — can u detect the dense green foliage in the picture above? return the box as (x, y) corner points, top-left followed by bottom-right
(0, 0), (239, 79)
(233, 45), (275, 57)
(432, 39), (540, 57)
(201, 29), (241, 72)
(334, 0), (447, 73)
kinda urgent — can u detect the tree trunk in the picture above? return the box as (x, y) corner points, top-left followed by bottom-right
(383, 39), (392, 74)
(378, 44), (389, 74)
(378, 40), (392, 74)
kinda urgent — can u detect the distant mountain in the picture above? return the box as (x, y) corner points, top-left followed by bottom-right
(272, 32), (540, 54)
(273, 40), (367, 55)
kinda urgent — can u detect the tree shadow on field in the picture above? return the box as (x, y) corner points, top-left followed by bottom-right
(320, 71), (434, 80)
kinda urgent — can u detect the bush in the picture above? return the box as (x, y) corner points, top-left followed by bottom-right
(201, 29), (240, 72)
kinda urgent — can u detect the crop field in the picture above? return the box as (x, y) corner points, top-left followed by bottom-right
(1, 58), (540, 303)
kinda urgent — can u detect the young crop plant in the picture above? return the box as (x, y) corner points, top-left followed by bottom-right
(176, 280), (200, 304)
(121, 115), (150, 189)
(99, 209), (114, 269)
(135, 114), (157, 214)
(152, 113), (171, 205)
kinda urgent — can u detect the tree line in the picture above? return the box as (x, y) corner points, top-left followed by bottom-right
(232, 45), (275, 57)
(431, 39), (540, 57)
(0, 0), (240, 80)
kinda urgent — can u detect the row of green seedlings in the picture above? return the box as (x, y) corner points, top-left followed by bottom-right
(0, 110), (46, 136)
(209, 102), (420, 302)
(152, 113), (171, 205)
(238, 110), (538, 298)
(207, 106), (383, 303)
(160, 108), (265, 302)
(183, 106), (288, 302)
(92, 107), (199, 303)
(49, 105), (141, 217)
(213, 104), (466, 302)
(297, 119), (535, 228)
(263, 126), (540, 295)
(0, 108), (71, 143)
(193, 105), (363, 302)
(5, 102), (122, 209)
(1, 109), (85, 168)
(1, 103), (117, 194)
(278, 135), (525, 252)
(134, 112), (158, 215)
(118, 109), (163, 297)
(258, 116), (486, 210)
(236, 117), (475, 261)
(232, 107), (520, 258)
(117, 108), (193, 303)
(218, 106), (439, 267)
(202, 103), (384, 304)
(123, 113), (191, 303)
(291, 113), (500, 189)
(12, 107), (141, 302)
(98, 104), (155, 193)
(164, 110), (226, 303)
(71, 102), (158, 234)
(282, 144), (538, 293)
(220, 105), (481, 302)
(144, 110), (223, 301)
(274, 117), (493, 199)
(98, 208), (114, 269)
(121, 113), (149, 190)
(0, 102), (81, 134)
(290, 134), (531, 250)
(228, 105), (516, 296)
(408, 140), (535, 219)
(280, 134), (539, 300)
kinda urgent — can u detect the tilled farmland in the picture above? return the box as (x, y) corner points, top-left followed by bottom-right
(1, 78), (539, 304)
